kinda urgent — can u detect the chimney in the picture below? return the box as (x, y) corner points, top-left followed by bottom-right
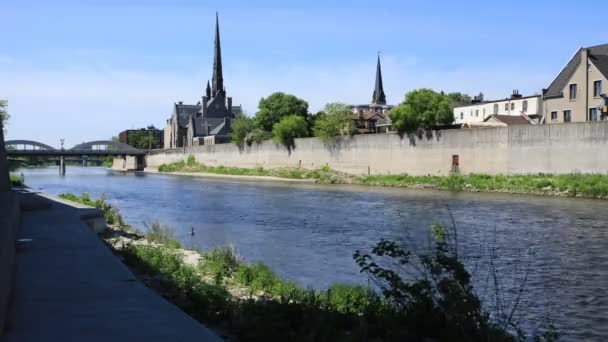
(227, 97), (232, 115)
(201, 96), (208, 115)
(178, 101), (183, 105)
(510, 89), (522, 99)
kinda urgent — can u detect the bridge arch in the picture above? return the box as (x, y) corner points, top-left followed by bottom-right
(70, 140), (138, 151)
(5, 140), (57, 150)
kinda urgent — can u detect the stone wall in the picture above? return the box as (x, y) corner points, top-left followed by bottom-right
(133, 122), (608, 176)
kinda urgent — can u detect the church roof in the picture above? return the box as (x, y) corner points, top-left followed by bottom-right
(174, 103), (200, 128)
(192, 117), (231, 137)
(372, 54), (387, 105)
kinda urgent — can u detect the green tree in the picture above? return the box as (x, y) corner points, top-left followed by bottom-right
(231, 114), (255, 146)
(389, 88), (453, 136)
(254, 92), (309, 132)
(447, 92), (473, 106)
(313, 102), (356, 143)
(128, 131), (157, 149)
(272, 115), (309, 151)
(0, 100), (9, 132)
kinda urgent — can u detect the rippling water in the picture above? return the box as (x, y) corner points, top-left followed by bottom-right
(16, 166), (608, 340)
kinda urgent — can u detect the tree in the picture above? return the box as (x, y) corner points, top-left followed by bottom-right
(389, 88), (453, 136)
(271, 115), (309, 151)
(128, 130), (158, 149)
(313, 102), (356, 143)
(447, 92), (472, 106)
(231, 114), (255, 146)
(0, 100), (9, 132)
(254, 92), (309, 132)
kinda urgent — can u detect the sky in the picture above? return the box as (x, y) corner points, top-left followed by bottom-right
(2, 0), (607, 146)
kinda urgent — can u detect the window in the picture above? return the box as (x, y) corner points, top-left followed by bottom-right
(511, 102), (515, 110)
(460, 112), (464, 120)
(551, 111), (558, 120)
(483, 108), (486, 116)
(475, 109), (479, 117)
(590, 108), (598, 121)
(594, 80), (602, 97)
(523, 100), (528, 112)
(569, 84), (577, 100)
(504, 103), (509, 111)
(564, 110), (572, 122)
(494, 104), (498, 114)
(470, 110), (473, 117)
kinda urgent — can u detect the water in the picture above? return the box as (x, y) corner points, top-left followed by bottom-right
(17, 166), (608, 340)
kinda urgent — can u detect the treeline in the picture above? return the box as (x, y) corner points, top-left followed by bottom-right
(232, 90), (475, 149)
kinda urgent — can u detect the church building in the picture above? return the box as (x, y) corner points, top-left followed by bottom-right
(164, 13), (241, 148)
(350, 54), (394, 133)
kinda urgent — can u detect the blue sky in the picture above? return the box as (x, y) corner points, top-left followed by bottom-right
(2, 0), (607, 146)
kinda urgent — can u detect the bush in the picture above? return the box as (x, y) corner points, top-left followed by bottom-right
(186, 154), (197, 167)
(245, 128), (272, 146)
(327, 284), (374, 314)
(199, 246), (241, 283)
(144, 221), (181, 249)
(10, 174), (23, 187)
(231, 114), (255, 146)
(271, 115), (309, 151)
(235, 262), (280, 293)
(59, 192), (123, 226)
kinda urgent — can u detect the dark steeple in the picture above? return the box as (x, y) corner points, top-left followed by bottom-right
(205, 80), (211, 98)
(372, 53), (386, 105)
(211, 12), (224, 97)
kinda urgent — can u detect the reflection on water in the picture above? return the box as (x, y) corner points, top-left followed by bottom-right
(18, 166), (608, 340)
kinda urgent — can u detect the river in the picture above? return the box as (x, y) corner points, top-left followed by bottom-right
(16, 166), (608, 340)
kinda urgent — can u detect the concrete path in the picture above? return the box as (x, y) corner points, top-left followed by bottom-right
(4, 191), (221, 342)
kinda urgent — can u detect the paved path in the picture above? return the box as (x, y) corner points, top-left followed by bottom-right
(4, 191), (221, 342)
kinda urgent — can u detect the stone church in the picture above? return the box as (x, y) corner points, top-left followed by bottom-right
(164, 13), (241, 148)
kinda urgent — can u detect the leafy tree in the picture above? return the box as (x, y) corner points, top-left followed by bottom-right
(389, 88), (453, 136)
(245, 129), (272, 146)
(254, 92), (309, 132)
(313, 102), (356, 143)
(0, 100), (9, 132)
(231, 114), (255, 146)
(271, 115), (309, 151)
(128, 130), (158, 149)
(447, 92), (472, 106)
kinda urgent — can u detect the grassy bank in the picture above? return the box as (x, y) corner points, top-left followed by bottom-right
(157, 155), (608, 199)
(60, 192), (558, 341)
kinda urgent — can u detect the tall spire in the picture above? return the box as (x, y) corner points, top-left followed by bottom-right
(372, 53), (386, 105)
(211, 12), (224, 97)
(205, 80), (211, 98)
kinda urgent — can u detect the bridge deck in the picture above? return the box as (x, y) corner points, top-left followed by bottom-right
(7, 150), (146, 156)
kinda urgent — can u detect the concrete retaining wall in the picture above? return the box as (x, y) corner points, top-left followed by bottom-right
(0, 191), (20, 335)
(130, 122), (608, 176)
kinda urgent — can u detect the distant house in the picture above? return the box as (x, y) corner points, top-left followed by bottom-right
(453, 90), (542, 125)
(542, 44), (608, 123)
(349, 55), (394, 133)
(163, 13), (242, 148)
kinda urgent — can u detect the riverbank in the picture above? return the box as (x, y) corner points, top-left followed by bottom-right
(153, 157), (608, 199)
(59, 192), (557, 341)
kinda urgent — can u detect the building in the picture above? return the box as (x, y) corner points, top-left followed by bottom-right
(164, 13), (242, 149)
(350, 55), (394, 134)
(462, 114), (532, 128)
(453, 90), (542, 125)
(119, 126), (163, 149)
(542, 44), (608, 124)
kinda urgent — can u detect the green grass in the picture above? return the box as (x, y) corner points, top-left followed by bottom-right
(59, 192), (124, 225)
(144, 221), (181, 249)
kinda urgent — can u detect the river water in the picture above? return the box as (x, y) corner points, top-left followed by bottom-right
(16, 166), (608, 340)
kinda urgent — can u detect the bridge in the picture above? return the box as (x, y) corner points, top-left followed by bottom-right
(6, 140), (147, 175)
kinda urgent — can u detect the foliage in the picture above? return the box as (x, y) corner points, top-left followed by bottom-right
(313, 102), (356, 143)
(0, 99), (8, 131)
(59, 192), (124, 226)
(389, 88), (453, 135)
(144, 221), (181, 249)
(254, 92), (309, 132)
(10, 174), (23, 187)
(186, 154), (196, 167)
(128, 130), (158, 149)
(447, 92), (473, 106)
(231, 114), (255, 146)
(271, 115), (309, 151)
(234, 262), (281, 293)
(158, 160), (186, 172)
(244, 129), (272, 146)
(199, 246), (241, 283)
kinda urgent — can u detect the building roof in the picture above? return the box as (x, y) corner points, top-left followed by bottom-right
(484, 115), (531, 125)
(174, 103), (201, 128)
(590, 54), (608, 80)
(351, 111), (386, 120)
(544, 44), (608, 98)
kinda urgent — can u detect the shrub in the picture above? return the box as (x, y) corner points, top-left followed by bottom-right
(231, 114), (255, 146)
(59, 192), (123, 226)
(327, 284), (374, 314)
(199, 246), (241, 283)
(144, 221), (181, 249)
(272, 115), (309, 151)
(235, 262), (280, 293)
(186, 154), (197, 167)
(9, 174), (23, 187)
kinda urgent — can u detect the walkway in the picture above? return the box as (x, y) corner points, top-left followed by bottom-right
(4, 191), (220, 342)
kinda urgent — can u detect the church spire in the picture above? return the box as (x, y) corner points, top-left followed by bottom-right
(372, 53), (386, 105)
(211, 12), (224, 97)
(205, 80), (211, 98)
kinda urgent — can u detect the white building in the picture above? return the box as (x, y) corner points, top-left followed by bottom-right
(453, 91), (542, 125)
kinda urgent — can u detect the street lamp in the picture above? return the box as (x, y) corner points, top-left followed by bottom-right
(60, 138), (65, 150)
